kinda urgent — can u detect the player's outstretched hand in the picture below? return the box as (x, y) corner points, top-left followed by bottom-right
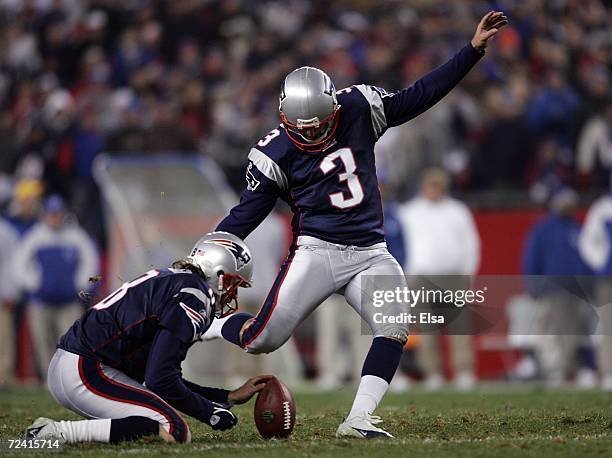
(471, 11), (508, 52)
(228, 375), (274, 405)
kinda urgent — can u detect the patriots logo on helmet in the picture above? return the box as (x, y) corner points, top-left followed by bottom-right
(322, 74), (336, 98)
(206, 239), (252, 270)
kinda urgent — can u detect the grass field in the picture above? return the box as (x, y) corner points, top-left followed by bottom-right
(0, 386), (610, 457)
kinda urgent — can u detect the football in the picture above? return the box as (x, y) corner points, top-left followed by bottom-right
(253, 376), (296, 439)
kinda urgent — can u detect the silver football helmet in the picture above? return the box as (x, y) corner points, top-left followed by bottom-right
(187, 231), (253, 317)
(279, 66), (340, 152)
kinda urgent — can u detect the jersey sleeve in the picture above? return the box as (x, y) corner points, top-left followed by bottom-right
(355, 43), (484, 138)
(144, 328), (217, 422)
(159, 285), (214, 344)
(216, 147), (285, 239)
(181, 378), (230, 404)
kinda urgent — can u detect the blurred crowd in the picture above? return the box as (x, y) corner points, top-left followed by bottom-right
(0, 0), (611, 389)
(1, 0), (611, 218)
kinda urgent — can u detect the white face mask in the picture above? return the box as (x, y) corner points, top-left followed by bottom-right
(290, 122), (334, 143)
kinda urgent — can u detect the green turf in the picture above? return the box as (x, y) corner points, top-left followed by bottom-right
(0, 386), (610, 457)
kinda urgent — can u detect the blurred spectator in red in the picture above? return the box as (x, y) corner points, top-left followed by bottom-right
(34, 89), (77, 198)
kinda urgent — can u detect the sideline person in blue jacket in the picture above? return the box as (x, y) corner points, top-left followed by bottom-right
(522, 189), (593, 387)
(13, 194), (99, 381)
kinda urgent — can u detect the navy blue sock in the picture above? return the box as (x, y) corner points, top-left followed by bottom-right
(221, 312), (253, 347)
(361, 336), (404, 383)
(109, 416), (159, 443)
(578, 346), (596, 370)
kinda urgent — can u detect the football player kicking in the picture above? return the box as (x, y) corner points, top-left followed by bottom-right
(205, 12), (507, 438)
(25, 232), (267, 445)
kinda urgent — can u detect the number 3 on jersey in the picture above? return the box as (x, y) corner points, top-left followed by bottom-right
(258, 128), (281, 147)
(320, 148), (364, 209)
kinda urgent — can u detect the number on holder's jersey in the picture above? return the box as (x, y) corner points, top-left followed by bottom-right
(93, 270), (160, 310)
(319, 148), (364, 209)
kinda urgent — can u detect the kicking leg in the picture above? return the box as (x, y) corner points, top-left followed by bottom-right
(205, 241), (336, 354)
(338, 249), (408, 438)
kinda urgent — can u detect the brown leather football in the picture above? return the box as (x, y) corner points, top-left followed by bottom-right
(253, 376), (296, 439)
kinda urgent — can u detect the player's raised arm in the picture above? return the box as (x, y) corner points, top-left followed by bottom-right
(378, 11), (508, 130)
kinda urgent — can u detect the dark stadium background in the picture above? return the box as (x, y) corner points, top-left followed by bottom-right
(0, 0), (610, 385)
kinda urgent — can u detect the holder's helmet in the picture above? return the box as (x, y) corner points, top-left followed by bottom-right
(187, 232), (253, 318)
(279, 66), (340, 152)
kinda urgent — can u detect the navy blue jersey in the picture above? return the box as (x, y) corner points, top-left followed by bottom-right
(60, 268), (214, 381)
(59, 268), (231, 423)
(217, 43), (483, 246)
